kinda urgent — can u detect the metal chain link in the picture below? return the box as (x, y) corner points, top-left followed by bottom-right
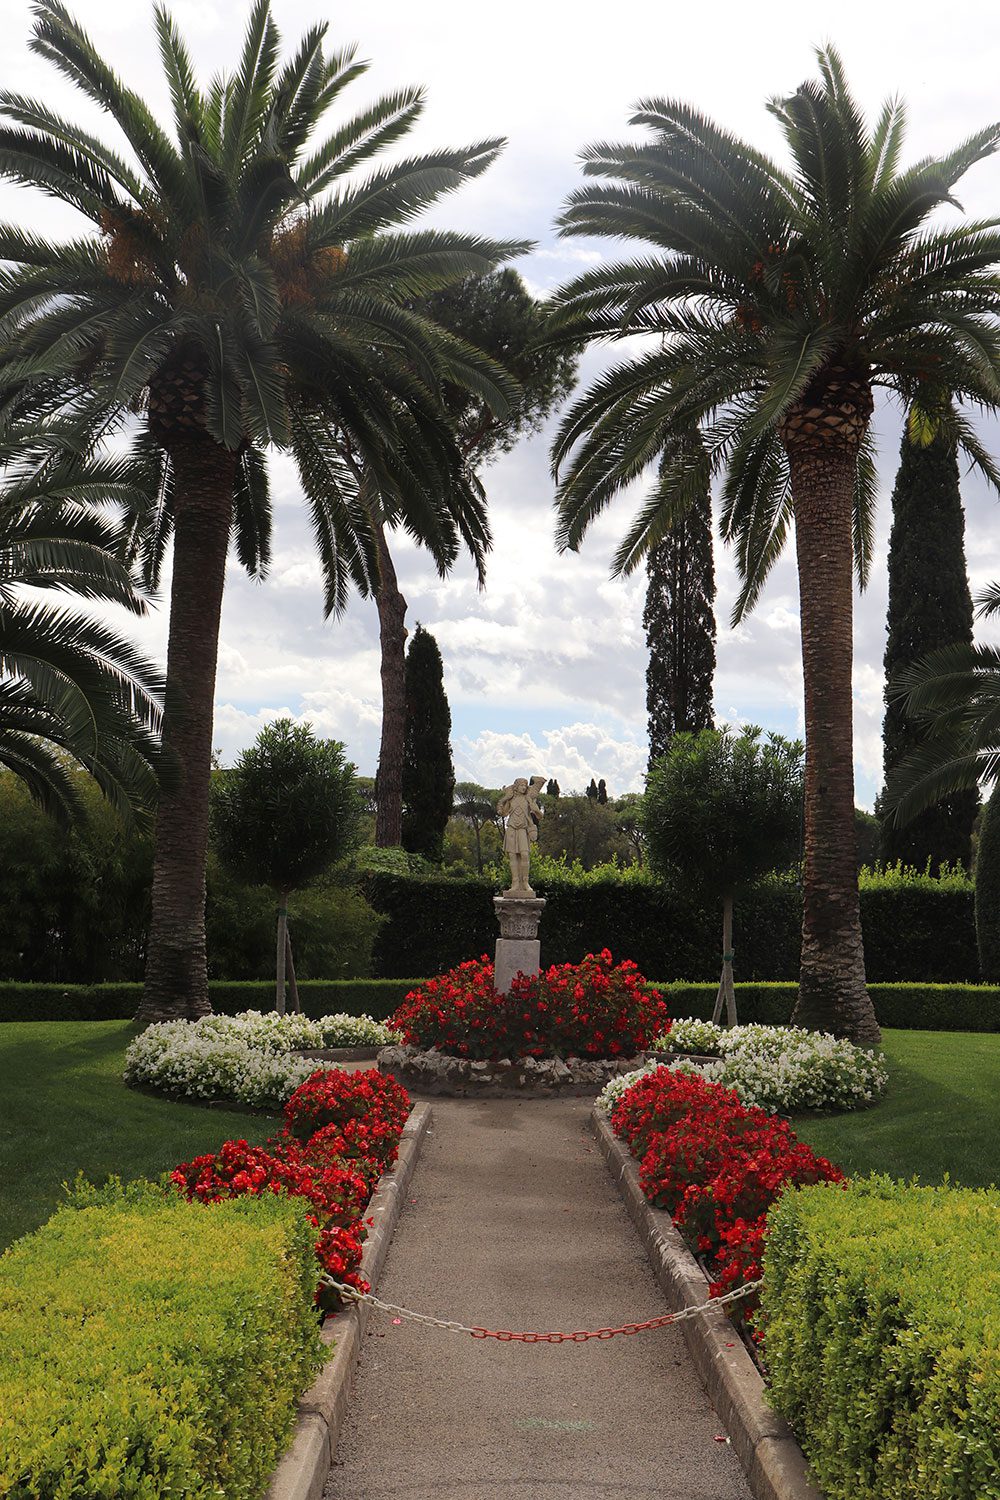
(320, 1275), (763, 1343)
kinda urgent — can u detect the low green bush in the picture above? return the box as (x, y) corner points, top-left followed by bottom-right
(763, 1176), (1000, 1499)
(0, 978), (420, 1023)
(0, 1182), (322, 1498)
(361, 869), (979, 982)
(665, 981), (1000, 1031)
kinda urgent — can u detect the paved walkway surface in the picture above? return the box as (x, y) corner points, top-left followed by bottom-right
(324, 1097), (752, 1500)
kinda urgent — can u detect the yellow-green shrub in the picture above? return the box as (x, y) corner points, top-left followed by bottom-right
(763, 1176), (1000, 1499)
(0, 1182), (323, 1498)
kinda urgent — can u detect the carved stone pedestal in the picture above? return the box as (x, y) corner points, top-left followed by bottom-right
(493, 895), (546, 996)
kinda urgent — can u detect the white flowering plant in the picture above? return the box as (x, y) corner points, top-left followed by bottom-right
(657, 1017), (724, 1055)
(124, 1010), (400, 1110)
(598, 1020), (887, 1115)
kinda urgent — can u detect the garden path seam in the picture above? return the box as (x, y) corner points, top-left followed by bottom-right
(264, 1101), (433, 1500)
(591, 1106), (824, 1500)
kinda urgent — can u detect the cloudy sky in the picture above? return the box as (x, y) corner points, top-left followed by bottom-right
(4, 0), (1000, 805)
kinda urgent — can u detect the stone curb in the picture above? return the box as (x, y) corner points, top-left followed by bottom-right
(591, 1108), (824, 1500)
(264, 1102), (433, 1500)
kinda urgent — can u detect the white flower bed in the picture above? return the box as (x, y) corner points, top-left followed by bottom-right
(659, 1017), (725, 1055)
(596, 1020), (888, 1115)
(124, 1009), (400, 1110)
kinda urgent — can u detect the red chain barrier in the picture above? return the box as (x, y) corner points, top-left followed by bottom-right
(469, 1313), (681, 1343)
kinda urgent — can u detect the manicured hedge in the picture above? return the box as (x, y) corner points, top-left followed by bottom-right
(0, 978), (420, 1024)
(0, 1183), (322, 1499)
(666, 981), (1000, 1032)
(361, 871), (978, 983)
(763, 1177), (1000, 1499)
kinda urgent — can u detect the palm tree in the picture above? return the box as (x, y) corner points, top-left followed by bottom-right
(548, 47), (1000, 1043)
(0, 0), (525, 1022)
(0, 440), (163, 820)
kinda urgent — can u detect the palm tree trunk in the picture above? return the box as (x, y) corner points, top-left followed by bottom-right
(373, 522), (408, 847)
(787, 446), (881, 1045)
(137, 439), (237, 1026)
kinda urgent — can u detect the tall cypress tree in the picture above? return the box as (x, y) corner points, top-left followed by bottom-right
(880, 428), (978, 869)
(401, 625), (455, 862)
(643, 484), (717, 769)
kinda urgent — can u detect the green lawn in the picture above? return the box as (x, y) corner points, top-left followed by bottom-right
(0, 1021), (276, 1252)
(795, 1029), (1000, 1186)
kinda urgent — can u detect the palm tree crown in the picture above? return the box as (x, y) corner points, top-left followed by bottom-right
(551, 47), (1000, 613)
(0, 0), (527, 1021)
(548, 47), (1000, 1044)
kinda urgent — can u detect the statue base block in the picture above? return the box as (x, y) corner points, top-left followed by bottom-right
(493, 896), (546, 995)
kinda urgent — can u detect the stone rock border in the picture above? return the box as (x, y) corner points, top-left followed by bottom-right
(377, 1043), (648, 1098)
(264, 1101), (432, 1500)
(591, 1108), (823, 1500)
(292, 1046), (382, 1063)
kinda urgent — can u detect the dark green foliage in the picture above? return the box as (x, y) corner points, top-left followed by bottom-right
(643, 480), (716, 765)
(975, 784), (1000, 982)
(586, 779), (598, 800)
(880, 431), (978, 868)
(360, 871), (976, 983)
(666, 982), (1000, 1032)
(419, 268), (579, 464)
(855, 809), (881, 871)
(213, 720), (361, 896)
(546, 779), (560, 796)
(401, 626), (454, 863)
(0, 978), (418, 1025)
(597, 778), (608, 804)
(644, 728), (803, 897)
(536, 794), (636, 868)
(451, 782), (501, 875)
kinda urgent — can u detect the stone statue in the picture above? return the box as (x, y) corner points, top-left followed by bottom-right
(497, 775), (546, 897)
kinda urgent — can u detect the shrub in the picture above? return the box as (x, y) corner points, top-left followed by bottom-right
(763, 1177), (1000, 1499)
(361, 868), (978, 982)
(0, 978), (420, 1024)
(284, 1067), (411, 1148)
(390, 950), (668, 1060)
(611, 1068), (843, 1307)
(0, 1185), (322, 1499)
(125, 1012), (402, 1109)
(653, 1021), (889, 1112)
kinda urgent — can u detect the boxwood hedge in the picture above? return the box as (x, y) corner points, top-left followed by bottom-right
(360, 871), (978, 983)
(0, 1183), (322, 1498)
(763, 1177), (1000, 1499)
(0, 977), (419, 1024)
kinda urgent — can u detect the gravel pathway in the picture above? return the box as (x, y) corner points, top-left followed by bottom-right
(324, 1096), (752, 1500)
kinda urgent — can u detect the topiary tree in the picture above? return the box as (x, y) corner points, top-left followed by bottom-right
(644, 727), (803, 1024)
(212, 719), (361, 1012)
(401, 625), (454, 862)
(976, 785), (1000, 982)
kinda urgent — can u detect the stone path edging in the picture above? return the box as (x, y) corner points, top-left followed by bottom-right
(591, 1107), (824, 1500)
(264, 1101), (433, 1500)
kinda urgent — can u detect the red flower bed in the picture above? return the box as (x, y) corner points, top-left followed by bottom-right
(284, 1068), (410, 1149)
(391, 949), (668, 1060)
(173, 1067), (411, 1311)
(611, 1067), (842, 1310)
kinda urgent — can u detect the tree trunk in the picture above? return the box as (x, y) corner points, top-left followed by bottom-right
(711, 893), (737, 1028)
(373, 522), (408, 847)
(786, 444), (881, 1045)
(285, 924), (301, 1014)
(137, 438), (237, 1025)
(275, 891), (289, 1015)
